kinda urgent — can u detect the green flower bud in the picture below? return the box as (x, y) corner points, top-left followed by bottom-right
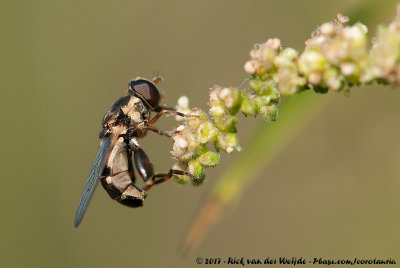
(196, 145), (209, 155)
(198, 151), (220, 167)
(254, 95), (273, 108)
(197, 121), (218, 144)
(188, 160), (205, 186)
(259, 104), (278, 121)
(298, 49), (327, 75)
(228, 88), (243, 115)
(187, 110), (208, 130)
(240, 94), (258, 116)
(209, 104), (226, 118)
(215, 132), (240, 153)
(249, 77), (264, 93)
(250, 78), (277, 96)
(265, 86), (280, 103)
(213, 115), (238, 133)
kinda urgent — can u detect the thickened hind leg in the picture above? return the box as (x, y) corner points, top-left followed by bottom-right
(133, 147), (154, 182)
(131, 144), (199, 192)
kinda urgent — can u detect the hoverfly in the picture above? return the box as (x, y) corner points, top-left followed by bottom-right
(74, 78), (197, 227)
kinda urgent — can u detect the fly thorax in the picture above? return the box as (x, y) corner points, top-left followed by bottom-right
(122, 97), (145, 126)
(107, 125), (126, 138)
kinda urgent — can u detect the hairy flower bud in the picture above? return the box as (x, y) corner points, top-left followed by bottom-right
(240, 94), (258, 116)
(215, 132), (240, 153)
(197, 122), (218, 144)
(213, 115), (238, 133)
(175, 96), (191, 121)
(259, 104), (278, 122)
(188, 160), (205, 186)
(171, 127), (198, 161)
(298, 50), (327, 76)
(198, 151), (220, 167)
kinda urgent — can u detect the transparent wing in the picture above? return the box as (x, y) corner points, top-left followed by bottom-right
(74, 138), (112, 227)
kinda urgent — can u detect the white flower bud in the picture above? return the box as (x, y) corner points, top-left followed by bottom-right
(340, 62), (356, 76)
(175, 135), (188, 149)
(171, 128), (198, 161)
(217, 87), (234, 108)
(266, 38), (281, 50)
(281, 48), (298, 60)
(175, 96), (191, 121)
(177, 96), (189, 109)
(308, 72), (322, 84)
(343, 25), (365, 43)
(320, 22), (335, 35)
(209, 87), (220, 102)
(326, 78), (341, 90)
(244, 60), (259, 74)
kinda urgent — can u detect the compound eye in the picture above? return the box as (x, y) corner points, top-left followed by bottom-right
(128, 79), (160, 109)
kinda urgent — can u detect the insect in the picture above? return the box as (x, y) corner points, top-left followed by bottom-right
(74, 78), (197, 227)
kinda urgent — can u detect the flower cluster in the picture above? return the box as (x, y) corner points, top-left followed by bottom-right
(370, 9), (400, 84)
(170, 82), (279, 185)
(244, 9), (400, 95)
(167, 6), (400, 185)
(170, 99), (219, 185)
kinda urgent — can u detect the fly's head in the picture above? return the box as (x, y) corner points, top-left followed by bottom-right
(128, 79), (161, 111)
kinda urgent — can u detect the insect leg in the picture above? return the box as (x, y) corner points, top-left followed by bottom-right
(133, 146), (154, 182)
(127, 150), (135, 184)
(142, 169), (199, 192)
(146, 108), (197, 126)
(136, 125), (174, 138)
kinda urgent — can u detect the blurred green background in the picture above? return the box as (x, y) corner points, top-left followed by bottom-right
(1, 0), (400, 267)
